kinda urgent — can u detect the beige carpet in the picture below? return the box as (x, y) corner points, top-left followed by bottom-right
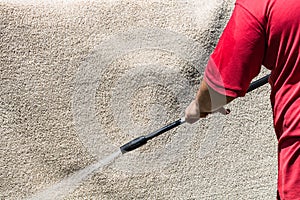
(1, 0), (277, 199)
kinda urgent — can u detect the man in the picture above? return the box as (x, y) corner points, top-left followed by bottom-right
(185, 0), (300, 199)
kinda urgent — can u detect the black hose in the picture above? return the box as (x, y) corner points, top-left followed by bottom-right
(247, 74), (270, 93)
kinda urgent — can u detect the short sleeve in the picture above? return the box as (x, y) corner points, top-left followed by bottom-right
(204, 2), (266, 97)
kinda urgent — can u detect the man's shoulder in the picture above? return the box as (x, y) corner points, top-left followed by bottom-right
(235, 0), (270, 13)
(235, 0), (270, 26)
(235, 0), (269, 7)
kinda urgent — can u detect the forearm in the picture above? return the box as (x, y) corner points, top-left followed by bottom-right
(196, 80), (235, 113)
(185, 79), (235, 124)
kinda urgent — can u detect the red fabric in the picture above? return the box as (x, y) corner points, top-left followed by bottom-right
(204, 0), (300, 199)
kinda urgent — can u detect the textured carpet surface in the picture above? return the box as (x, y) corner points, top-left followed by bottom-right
(1, 0), (277, 199)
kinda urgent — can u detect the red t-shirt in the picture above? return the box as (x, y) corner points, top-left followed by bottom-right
(204, 0), (300, 199)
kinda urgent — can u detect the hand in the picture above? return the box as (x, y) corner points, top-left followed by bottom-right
(184, 100), (207, 124)
(185, 100), (230, 124)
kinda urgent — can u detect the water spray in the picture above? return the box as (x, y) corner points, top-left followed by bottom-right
(120, 74), (270, 154)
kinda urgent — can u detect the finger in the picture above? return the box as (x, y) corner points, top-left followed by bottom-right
(184, 114), (200, 124)
(216, 107), (230, 115)
(200, 112), (209, 118)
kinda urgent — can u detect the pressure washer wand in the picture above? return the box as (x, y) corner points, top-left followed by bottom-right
(120, 74), (270, 154)
(120, 118), (185, 154)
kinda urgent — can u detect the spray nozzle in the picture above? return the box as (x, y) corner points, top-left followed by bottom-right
(120, 136), (148, 154)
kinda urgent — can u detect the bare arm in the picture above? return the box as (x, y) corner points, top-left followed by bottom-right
(185, 79), (235, 124)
